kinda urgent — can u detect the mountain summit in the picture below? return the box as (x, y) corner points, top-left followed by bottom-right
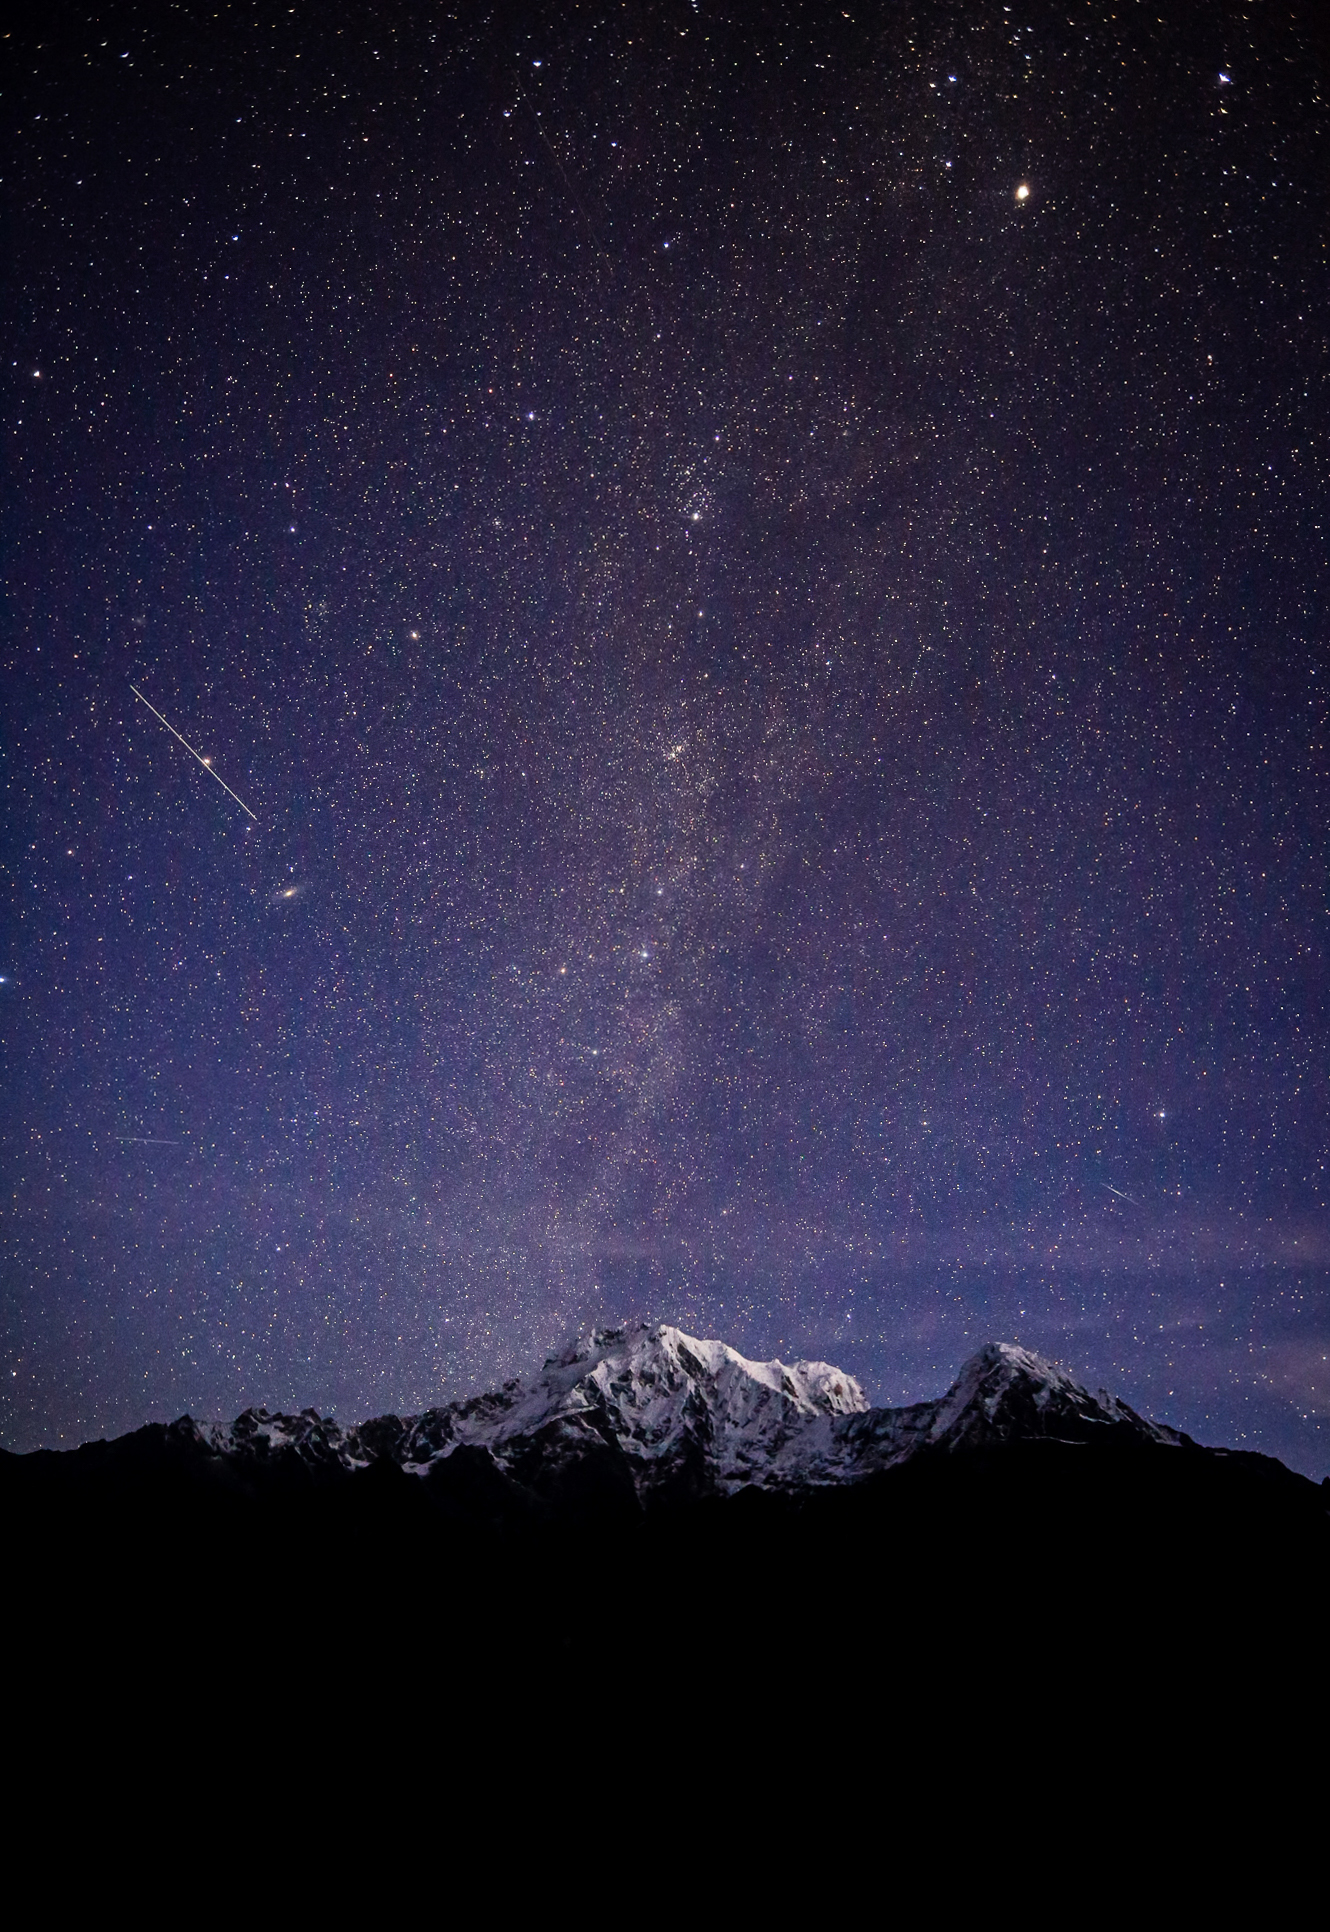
(248, 1319), (868, 1504)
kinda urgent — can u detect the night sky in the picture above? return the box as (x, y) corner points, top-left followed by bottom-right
(4, 1), (1329, 1475)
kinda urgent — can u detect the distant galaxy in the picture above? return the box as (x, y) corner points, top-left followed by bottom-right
(2, 1), (1327, 1474)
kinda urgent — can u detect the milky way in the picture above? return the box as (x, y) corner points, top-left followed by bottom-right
(4, 2), (1328, 1472)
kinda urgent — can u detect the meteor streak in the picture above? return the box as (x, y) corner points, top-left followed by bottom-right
(129, 684), (258, 820)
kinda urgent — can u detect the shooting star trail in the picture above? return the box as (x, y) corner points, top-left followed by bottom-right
(129, 685), (258, 820)
(115, 1137), (181, 1146)
(1100, 1182), (1140, 1206)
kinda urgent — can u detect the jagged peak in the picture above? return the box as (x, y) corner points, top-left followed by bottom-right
(212, 1404), (347, 1463)
(530, 1319), (866, 1419)
(936, 1342), (1083, 1416)
(954, 1339), (1076, 1380)
(922, 1339), (1176, 1451)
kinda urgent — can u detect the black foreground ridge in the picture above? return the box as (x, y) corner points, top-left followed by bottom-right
(5, 1323), (1326, 1721)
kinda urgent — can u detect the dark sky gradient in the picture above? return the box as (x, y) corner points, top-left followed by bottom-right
(4, 0), (1328, 1473)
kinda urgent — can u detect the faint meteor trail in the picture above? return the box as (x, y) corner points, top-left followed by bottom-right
(129, 684), (258, 820)
(1100, 1182), (1140, 1206)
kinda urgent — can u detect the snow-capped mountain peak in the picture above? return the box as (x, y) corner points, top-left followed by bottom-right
(392, 1320), (868, 1498)
(923, 1340), (1180, 1453)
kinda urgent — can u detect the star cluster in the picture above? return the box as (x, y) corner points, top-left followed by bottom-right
(3, 1), (1327, 1471)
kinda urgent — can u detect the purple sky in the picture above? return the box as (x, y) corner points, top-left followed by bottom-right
(4, 1), (1327, 1475)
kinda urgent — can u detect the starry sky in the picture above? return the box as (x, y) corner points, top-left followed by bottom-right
(4, 0), (1329, 1474)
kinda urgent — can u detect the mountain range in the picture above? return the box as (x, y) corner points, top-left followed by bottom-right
(4, 1322), (1207, 1519)
(6, 1322), (1325, 1747)
(7, 1319), (1324, 1519)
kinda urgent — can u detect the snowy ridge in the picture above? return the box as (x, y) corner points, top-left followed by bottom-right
(203, 1325), (1180, 1504)
(775, 1340), (1181, 1488)
(922, 1341), (1180, 1452)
